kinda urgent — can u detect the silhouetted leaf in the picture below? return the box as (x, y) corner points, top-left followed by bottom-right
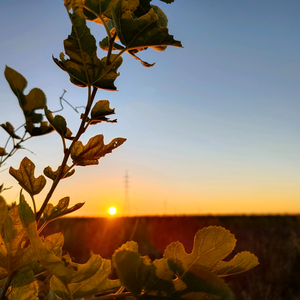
(1, 122), (21, 139)
(4, 66), (53, 137)
(83, 0), (120, 24)
(45, 108), (69, 137)
(0, 147), (7, 156)
(71, 134), (126, 166)
(112, 0), (182, 51)
(9, 157), (46, 196)
(54, 3), (123, 90)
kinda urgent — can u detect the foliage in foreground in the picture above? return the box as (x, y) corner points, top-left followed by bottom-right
(0, 0), (259, 299)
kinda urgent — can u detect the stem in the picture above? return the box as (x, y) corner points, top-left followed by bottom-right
(30, 194), (37, 216)
(0, 272), (14, 300)
(106, 32), (117, 66)
(36, 86), (98, 222)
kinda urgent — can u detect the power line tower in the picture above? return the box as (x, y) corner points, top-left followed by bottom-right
(123, 170), (130, 216)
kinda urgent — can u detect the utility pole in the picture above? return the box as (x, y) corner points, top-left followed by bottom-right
(123, 170), (130, 216)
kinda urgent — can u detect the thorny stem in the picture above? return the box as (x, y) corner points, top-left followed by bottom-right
(36, 86), (98, 222)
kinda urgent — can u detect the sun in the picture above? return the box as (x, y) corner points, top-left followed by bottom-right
(108, 206), (117, 216)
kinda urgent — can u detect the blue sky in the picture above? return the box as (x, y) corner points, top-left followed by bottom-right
(0, 0), (299, 216)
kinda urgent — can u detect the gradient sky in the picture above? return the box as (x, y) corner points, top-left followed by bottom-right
(0, 0), (299, 216)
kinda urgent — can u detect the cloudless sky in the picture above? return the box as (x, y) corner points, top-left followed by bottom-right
(0, 0), (299, 216)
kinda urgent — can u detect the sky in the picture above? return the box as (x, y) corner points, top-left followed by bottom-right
(0, 0), (299, 217)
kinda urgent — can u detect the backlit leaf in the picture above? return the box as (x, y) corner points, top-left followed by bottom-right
(113, 241), (234, 300)
(20, 197), (103, 285)
(9, 268), (38, 300)
(164, 226), (259, 277)
(4, 206), (26, 259)
(71, 134), (126, 166)
(43, 197), (84, 222)
(0, 122), (21, 139)
(112, 0), (182, 51)
(9, 157), (46, 196)
(0, 195), (8, 228)
(43, 165), (75, 181)
(51, 258), (120, 299)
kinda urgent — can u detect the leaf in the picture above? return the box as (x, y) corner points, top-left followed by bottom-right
(20, 197), (103, 285)
(90, 100), (117, 124)
(4, 206), (27, 260)
(164, 226), (259, 277)
(0, 122), (21, 139)
(8, 268), (38, 300)
(54, 3), (123, 90)
(43, 165), (75, 181)
(83, 0), (119, 24)
(0, 195), (8, 227)
(113, 242), (234, 300)
(43, 197), (84, 222)
(112, 0), (182, 51)
(50, 259), (120, 299)
(4, 66), (53, 137)
(71, 134), (126, 166)
(45, 108), (68, 137)
(9, 157), (46, 196)
(0, 147), (8, 156)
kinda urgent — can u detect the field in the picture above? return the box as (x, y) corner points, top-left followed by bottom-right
(42, 215), (300, 300)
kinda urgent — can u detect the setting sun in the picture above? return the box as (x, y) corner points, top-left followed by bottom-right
(108, 206), (117, 216)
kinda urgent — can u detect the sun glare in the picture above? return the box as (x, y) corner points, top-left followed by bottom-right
(108, 206), (117, 216)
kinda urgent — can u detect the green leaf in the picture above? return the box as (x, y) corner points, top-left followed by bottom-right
(18, 193), (35, 229)
(43, 197), (84, 222)
(112, 0), (182, 51)
(50, 258), (120, 299)
(0, 147), (8, 156)
(71, 134), (126, 166)
(4, 205), (27, 260)
(0, 122), (21, 139)
(45, 108), (68, 137)
(113, 245), (234, 300)
(20, 201), (103, 285)
(9, 268), (38, 300)
(9, 157), (46, 196)
(54, 3), (123, 90)
(43, 165), (75, 181)
(164, 226), (259, 277)
(4, 66), (53, 137)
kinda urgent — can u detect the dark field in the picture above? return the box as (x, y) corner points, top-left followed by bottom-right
(42, 215), (300, 300)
